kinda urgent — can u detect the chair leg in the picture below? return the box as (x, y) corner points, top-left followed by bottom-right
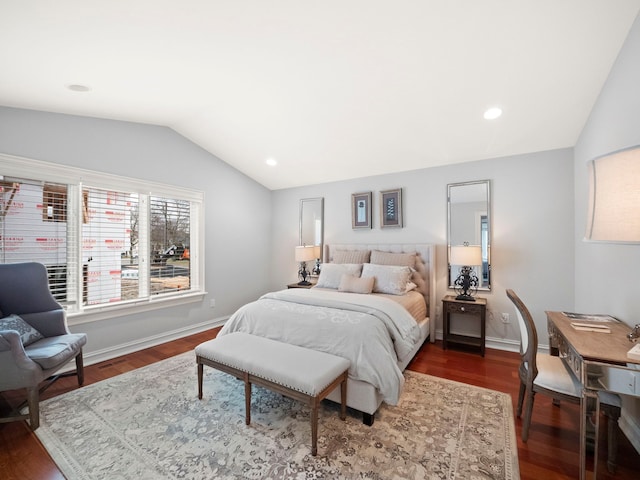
(602, 405), (620, 474)
(26, 386), (39, 430)
(516, 381), (526, 418)
(521, 388), (535, 443)
(75, 351), (85, 386)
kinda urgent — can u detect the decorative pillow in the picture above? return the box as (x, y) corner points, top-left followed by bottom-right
(405, 281), (418, 293)
(315, 263), (363, 289)
(332, 249), (371, 264)
(361, 264), (412, 295)
(370, 250), (416, 268)
(0, 314), (44, 346)
(338, 274), (375, 294)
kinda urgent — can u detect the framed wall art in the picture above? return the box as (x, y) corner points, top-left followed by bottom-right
(380, 188), (403, 228)
(351, 191), (372, 229)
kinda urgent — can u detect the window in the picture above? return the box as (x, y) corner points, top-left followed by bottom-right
(42, 183), (67, 222)
(0, 154), (204, 322)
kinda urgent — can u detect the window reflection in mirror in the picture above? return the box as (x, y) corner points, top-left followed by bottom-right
(299, 197), (324, 262)
(447, 180), (491, 290)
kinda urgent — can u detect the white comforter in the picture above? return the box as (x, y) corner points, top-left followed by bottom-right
(218, 288), (422, 405)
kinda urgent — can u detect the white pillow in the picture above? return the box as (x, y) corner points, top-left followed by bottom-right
(405, 281), (418, 293)
(338, 274), (374, 294)
(361, 264), (412, 295)
(315, 263), (363, 289)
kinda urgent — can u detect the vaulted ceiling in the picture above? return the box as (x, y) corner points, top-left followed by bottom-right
(1, 1), (639, 190)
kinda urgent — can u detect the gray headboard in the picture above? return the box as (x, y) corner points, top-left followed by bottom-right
(324, 243), (436, 343)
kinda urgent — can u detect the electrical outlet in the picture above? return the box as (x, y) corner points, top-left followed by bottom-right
(501, 312), (510, 324)
(209, 299), (216, 308)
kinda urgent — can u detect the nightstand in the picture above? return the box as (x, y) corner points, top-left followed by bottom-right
(442, 295), (487, 356)
(287, 282), (315, 289)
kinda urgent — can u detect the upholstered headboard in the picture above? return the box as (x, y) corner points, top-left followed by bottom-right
(324, 244), (436, 342)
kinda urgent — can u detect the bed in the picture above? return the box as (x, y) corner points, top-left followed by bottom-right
(218, 243), (436, 424)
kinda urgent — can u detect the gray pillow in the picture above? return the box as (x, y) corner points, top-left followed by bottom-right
(333, 249), (371, 264)
(0, 314), (44, 346)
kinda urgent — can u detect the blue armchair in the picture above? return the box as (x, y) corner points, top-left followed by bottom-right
(0, 262), (87, 430)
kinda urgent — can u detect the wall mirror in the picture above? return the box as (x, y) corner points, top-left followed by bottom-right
(447, 180), (491, 291)
(299, 197), (324, 262)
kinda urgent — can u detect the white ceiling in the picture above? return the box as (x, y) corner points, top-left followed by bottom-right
(1, 1), (639, 190)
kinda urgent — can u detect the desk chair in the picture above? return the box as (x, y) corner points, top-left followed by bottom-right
(506, 289), (621, 473)
(0, 262), (87, 430)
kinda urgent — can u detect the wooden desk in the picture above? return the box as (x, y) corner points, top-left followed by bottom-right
(546, 311), (640, 480)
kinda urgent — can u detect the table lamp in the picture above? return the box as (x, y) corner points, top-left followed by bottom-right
(295, 245), (316, 285)
(450, 244), (482, 301)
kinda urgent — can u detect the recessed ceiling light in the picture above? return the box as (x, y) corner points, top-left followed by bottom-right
(484, 107), (502, 120)
(265, 158), (277, 167)
(66, 84), (91, 92)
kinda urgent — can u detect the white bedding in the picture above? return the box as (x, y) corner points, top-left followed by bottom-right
(218, 288), (423, 405)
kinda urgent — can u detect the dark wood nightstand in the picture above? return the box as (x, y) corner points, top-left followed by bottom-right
(287, 282), (315, 289)
(442, 295), (487, 356)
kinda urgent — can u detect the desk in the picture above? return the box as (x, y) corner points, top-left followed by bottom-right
(546, 311), (640, 479)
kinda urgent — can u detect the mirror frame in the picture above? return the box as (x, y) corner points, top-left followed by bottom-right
(447, 180), (491, 291)
(299, 197), (324, 261)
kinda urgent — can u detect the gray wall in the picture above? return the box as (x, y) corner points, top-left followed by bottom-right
(0, 106), (272, 360)
(574, 13), (640, 320)
(271, 147), (575, 349)
(574, 13), (640, 443)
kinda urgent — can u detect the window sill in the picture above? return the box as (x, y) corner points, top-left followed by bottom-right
(67, 291), (207, 326)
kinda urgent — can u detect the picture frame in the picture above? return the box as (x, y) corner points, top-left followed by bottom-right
(351, 192), (372, 229)
(380, 188), (403, 228)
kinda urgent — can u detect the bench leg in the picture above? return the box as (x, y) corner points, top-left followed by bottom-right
(197, 362), (203, 399)
(340, 377), (347, 421)
(311, 398), (319, 456)
(244, 372), (251, 425)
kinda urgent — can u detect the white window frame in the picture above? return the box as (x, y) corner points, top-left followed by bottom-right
(0, 153), (205, 325)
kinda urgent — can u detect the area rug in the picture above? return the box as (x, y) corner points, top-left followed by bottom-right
(34, 351), (520, 479)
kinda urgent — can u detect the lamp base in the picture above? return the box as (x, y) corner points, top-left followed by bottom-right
(297, 280), (312, 286)
(455, 294), (476, 302)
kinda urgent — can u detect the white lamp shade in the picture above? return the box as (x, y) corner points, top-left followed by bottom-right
(586, 145), (640, 243)
(295, 245), (316, 262)
(313, 245), (322, 259)
(450, 245), (482, 266)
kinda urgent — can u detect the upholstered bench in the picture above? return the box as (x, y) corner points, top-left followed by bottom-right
(195, 332), (350, 456)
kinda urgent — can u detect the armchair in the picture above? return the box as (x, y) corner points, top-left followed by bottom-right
(0, 262), (87, 430)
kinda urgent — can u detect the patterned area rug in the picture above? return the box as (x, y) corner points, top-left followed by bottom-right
(35, 351), (520, 479)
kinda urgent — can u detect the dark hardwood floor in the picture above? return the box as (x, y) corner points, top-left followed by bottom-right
(1, 329), (639, 479)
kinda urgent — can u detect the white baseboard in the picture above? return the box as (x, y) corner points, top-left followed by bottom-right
(434, 330), (522, 353)
(60, 316), (229, 373)
(486, 336), (521, 353)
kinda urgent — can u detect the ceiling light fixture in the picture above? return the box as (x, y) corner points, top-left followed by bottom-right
(484, 107), (502, 120)
(265, 158), (277, 167)
(66, 84), (91, 92)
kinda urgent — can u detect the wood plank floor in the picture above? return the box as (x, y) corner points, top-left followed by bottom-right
(1, 329), (639, 479)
